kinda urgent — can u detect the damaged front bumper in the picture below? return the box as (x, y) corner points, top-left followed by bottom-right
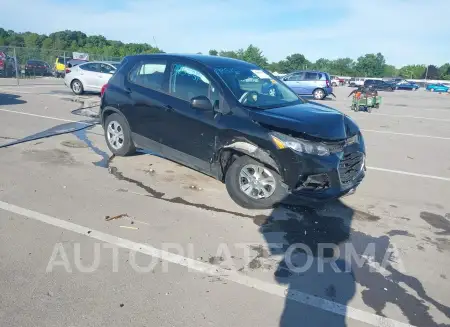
(276, 142), (366, 204)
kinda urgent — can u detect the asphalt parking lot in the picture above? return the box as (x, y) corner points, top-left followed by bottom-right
(0, 79), (449, 327)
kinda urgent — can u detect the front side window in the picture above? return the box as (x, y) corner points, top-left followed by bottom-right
(99, 63), (115, 74)
(128, 61), (167, 91)
(286, 73), (304, 81)
(214, 66), (302, 109)
(170, 64), (219, 106)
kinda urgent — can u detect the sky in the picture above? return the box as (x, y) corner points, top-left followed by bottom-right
(2, 0), (450, 67)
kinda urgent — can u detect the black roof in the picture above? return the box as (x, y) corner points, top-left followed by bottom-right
(124, 53), (257, 68)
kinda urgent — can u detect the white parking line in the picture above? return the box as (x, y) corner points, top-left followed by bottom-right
(0, 108), (91, 125)
(361, 129), (450, 140)
(0, 200), (413, 327)
(367, 167), (450, 182)
(370, 113), (450, 122)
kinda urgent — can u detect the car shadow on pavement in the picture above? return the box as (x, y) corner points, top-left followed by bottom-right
(0, 93), (26, 105)
(259, 201), (354, 326)
(261, 200), (450, 327)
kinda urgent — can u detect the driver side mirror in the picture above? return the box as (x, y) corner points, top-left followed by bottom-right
(282, 77), (288, 81)
(190, 95), (213, 111)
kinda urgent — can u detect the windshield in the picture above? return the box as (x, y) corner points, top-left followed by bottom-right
(214, 66), (303, 109)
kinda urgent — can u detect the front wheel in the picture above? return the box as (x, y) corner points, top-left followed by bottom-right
(104, 113), (136, 156)
(225, 156), (285, 209)
(313, 88), (326, 100)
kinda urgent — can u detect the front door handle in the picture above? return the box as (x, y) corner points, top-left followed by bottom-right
(164, 105), (174, 112)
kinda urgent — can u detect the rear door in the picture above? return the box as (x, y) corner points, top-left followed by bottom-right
(283, 72), (305, 94)
(303, 72), (321, 95)
(124, 58), (172, 152)
(78, 63), (101, 90)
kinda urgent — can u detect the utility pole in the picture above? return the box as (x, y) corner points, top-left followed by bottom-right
(14, 47), (19, 86)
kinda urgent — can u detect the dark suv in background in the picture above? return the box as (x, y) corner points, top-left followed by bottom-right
(25, 60), (52, 76)
(364, 79), (394, 91)
(100, 54), (365, 209)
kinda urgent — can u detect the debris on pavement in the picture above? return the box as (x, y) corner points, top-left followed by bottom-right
(105, 213), (129, 221)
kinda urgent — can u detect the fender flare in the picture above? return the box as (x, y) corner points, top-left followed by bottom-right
(218, 141), (281, 176)
(101, 106), (124, 127)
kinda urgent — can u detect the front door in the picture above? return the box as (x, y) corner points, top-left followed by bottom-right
(97, 63), (116, 89)
(284, 72), (305, 94)
(161, 61), (221, 173)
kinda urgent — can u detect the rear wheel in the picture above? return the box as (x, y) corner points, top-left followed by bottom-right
(104, 113), (135, 156)
(71, 79), (84, 95)
(313, 88), (326, 100)
(225, 155), (285, 209)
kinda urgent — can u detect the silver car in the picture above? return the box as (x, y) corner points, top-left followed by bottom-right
(64, 61), (121, 95)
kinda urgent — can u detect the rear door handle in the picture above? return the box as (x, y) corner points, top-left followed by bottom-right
(164, 105), (174, 112)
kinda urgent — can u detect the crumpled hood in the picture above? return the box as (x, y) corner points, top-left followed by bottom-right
(249, 102), (359, 140)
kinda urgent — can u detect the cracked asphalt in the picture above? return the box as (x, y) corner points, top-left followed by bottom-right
(0, 79), (449, 327)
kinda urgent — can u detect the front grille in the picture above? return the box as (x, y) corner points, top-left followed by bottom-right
(338, 152), (364, 185)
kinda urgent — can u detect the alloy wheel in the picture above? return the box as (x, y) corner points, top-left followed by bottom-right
(106, 121), (124, 150)
(238, 164), (276, 199)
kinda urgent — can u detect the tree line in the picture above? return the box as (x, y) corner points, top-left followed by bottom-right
(1, 28), (448, 80)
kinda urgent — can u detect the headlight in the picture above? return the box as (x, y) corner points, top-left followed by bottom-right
(270, 132), (330, 156)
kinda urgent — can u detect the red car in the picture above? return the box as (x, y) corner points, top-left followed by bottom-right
(0, 51), (16, 77)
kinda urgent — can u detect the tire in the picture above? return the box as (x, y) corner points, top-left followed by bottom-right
(313, 88), (326, 100)
(71, 79), (84, 95)
(104, 113), (136, 156)
(225, 155), (285, 209)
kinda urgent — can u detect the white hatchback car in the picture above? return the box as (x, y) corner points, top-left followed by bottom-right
(64, 61), (121, 95)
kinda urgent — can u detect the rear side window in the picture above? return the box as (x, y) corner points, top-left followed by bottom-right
(304, 72), (321, 80)
(128, 61), (167, 91)
(80, 63), (100, 72)
(169, 63), (219, 105)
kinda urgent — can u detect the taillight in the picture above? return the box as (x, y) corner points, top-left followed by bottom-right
(65, 68), (71, 73)
(326, 80), (331, 87)
(101, 84), (109, 97)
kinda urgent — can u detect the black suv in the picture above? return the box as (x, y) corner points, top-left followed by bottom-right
(100, 54), (366, 209)
(364, 79), (394, 91)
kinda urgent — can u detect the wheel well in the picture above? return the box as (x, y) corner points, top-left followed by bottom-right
(102, 108), (116, 127)
(218, 147), (281, 182)
(70, 78), (80, 87)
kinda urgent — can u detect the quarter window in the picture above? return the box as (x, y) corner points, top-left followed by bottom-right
(128, 61), (167, 91)
(304, 72), (320, 80)
(170, 64), (218, 107)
